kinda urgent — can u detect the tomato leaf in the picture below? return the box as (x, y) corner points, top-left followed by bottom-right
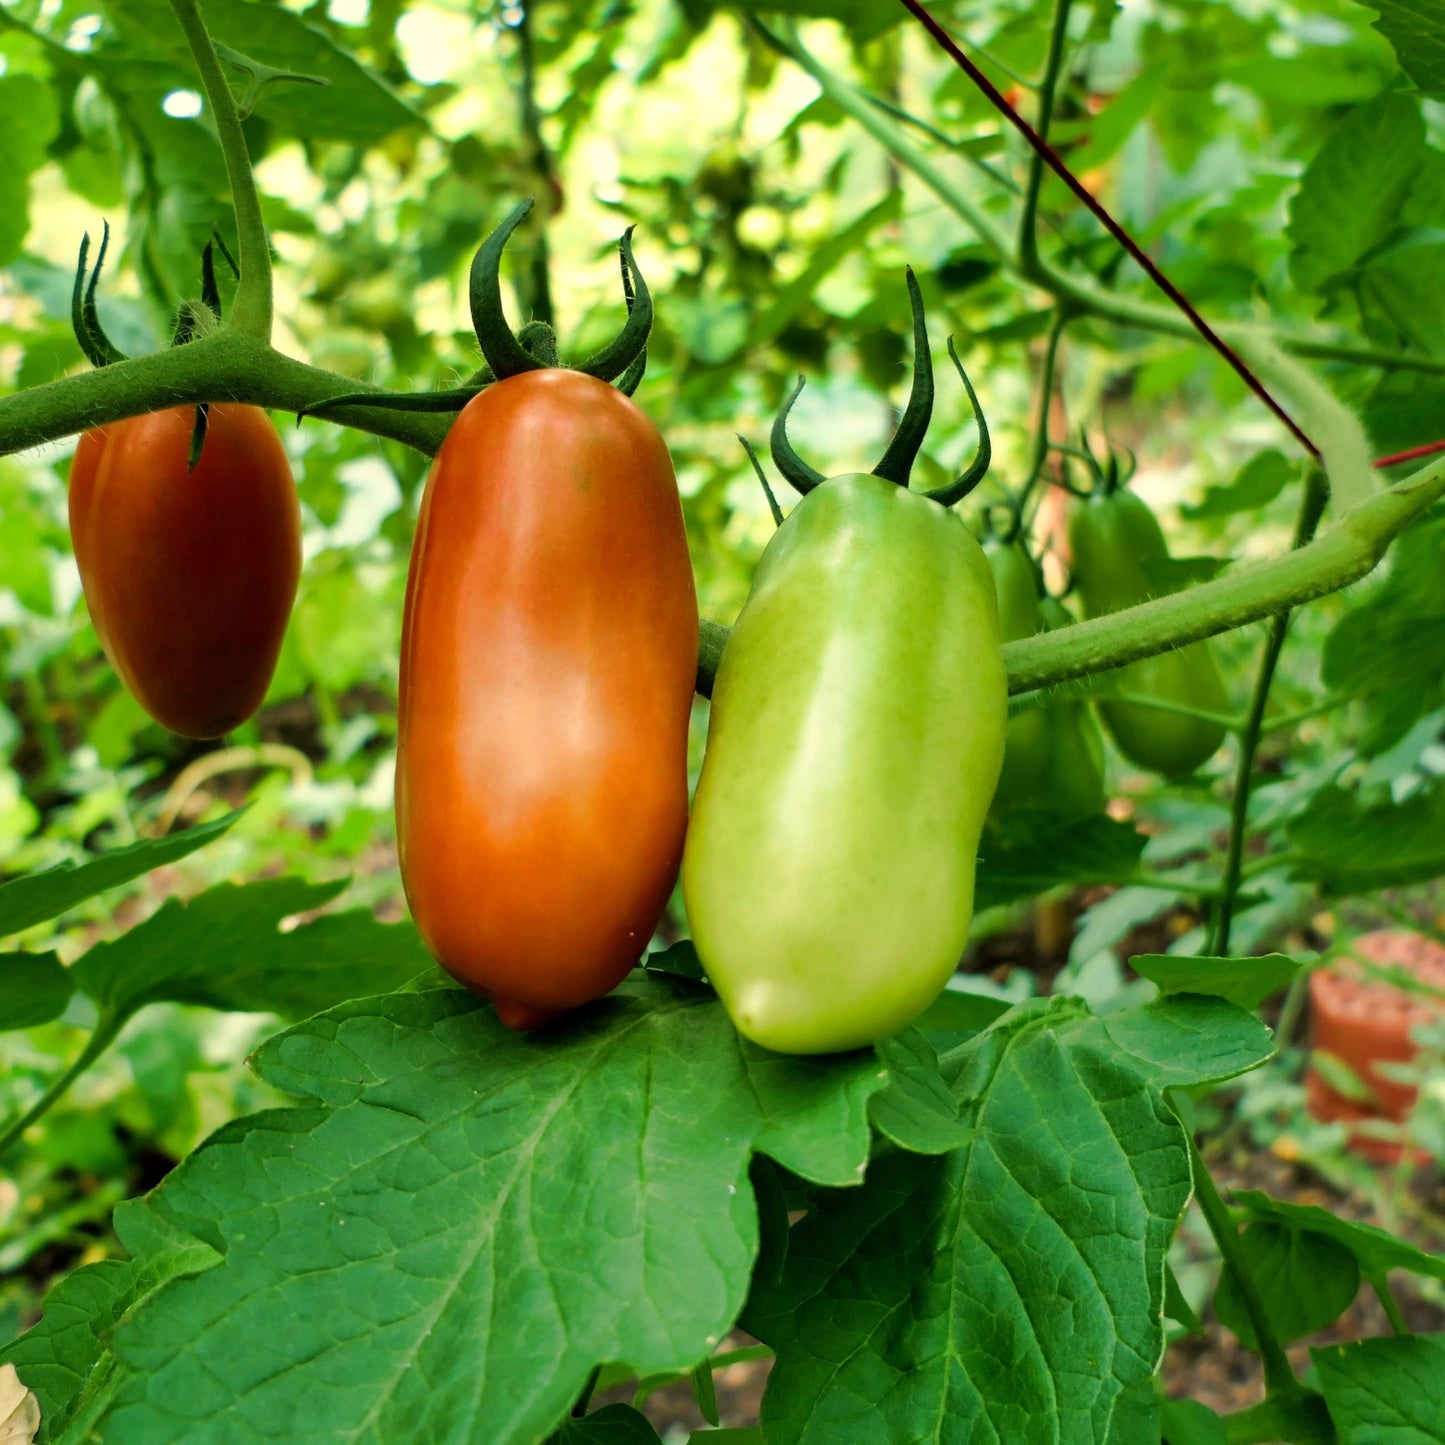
(1233, 1190), (1445, 1283)
(1181, 450), (1296, 522)
(1313, 1335), (1445, 1440)
(0, 1199), (219, 1441)
(1160, 1398), (1226, 1445)
(869, 1031), (971, 1156)
(645, 940), (709, 983)
(556, 1404), (664, 1443)
(1, 951), (73, 1032)
(1356, 0), (1445, 98)
(0, 813), (239, 939)
(103, 0), (423, 144)
(975, 815), (1149, 913)
(1129, 952), (1303, 1011)
(82, 978), (887, 1444)
(0, 76), (60, 269)
(1287, 94), (1425, 296)
(69, 876), (432, 1024)
(744, 995), (1274, 1445)
(1213, 1222), (1360, 1348)
(1287, 780), (1445, 893)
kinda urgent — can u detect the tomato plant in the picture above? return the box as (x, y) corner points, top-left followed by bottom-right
(684, 278), (1004, 1053)
(398, 369), (696, 1027)
(69, 402), (300, 740)
(1, 0), (1445, 1441)
(1069, 484), (1231, 777)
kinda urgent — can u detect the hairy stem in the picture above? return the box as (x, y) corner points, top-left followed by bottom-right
(0, 334), (452, 456)
(1003, 454), (1445, 695)
(1208, 470), (1329, 955)
(695, 457), (1439, 699)
(167, 0), (273, 339)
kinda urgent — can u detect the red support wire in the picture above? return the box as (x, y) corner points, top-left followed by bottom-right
(1373, 439), (1445, 469)
(894, 0), (1323, 463)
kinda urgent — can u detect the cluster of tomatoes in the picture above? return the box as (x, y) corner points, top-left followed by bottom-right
(68, 217), (1226, 1058)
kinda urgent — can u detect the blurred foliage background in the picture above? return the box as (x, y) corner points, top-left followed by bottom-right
(2, 0), (1445, 1392)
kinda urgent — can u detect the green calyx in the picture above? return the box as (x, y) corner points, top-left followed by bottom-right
(305, 196), (652, 420)
(766, 268), (992, 508)
(71, 222), (127, 369)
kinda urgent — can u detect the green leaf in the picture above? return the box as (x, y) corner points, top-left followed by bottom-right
(911, 987), (1011, 1055)
(869, 1031), (971, 1155)
(1360, 237), (1445, 356)
(1130, 953), (1302, 1011)
(558, 1404), (665, 1443)
(1287, 780), (1445, 894)
(689, 1432), (764, 1444)
(1081, 994), (1276, 1090)
(102, 0), (423, 144)
(2, 951), (73, 1031)
(0, 813), (240, 939)
(1160, 1398), (1226, 1445)
(1213, 1223), (1360, 1348)
(1165, 1265), (1206, 1337)
(645, 939), (708, 982)
(1140, 555), (1231, 592)
(1357, 0), (1445, 98)
(1182, 450), (1296, 521)
(975, 814), (1148, 913)
(1233, 1190), (1445, 1283)
(69, 876), (433, 1024)
(0, 1199), (219, 1441)
(89, 977), (887, 1443)
(0, 75), (60, 268)
(744, 995), (1274, 1445)
(1287, 93), (1425, 295)
(1313, 1334), (1445, 1441)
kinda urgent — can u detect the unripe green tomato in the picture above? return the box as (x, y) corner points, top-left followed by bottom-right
(1068, 489), (1229, 777)
(1036, 597), (1108, 822)
(682, 474), (1007, 1055)
(985, 539), (1049, 808)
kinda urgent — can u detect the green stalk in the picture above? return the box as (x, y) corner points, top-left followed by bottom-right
(1017, 306), (1071, 520)
(167, 0), (273, 339)
(1004, 454), (1445, 695)
(1208, 469), (1329, 955)
(1181, 1126), (1297, 1395)
(1108, 690), (1244, 734)
(0, 1013), (123, 1158)
(1017, 0), (1072, 272)
(0, 333), (452, 456)
(514, 0), (555, 328)
(1371, 1276), (1408, 1336)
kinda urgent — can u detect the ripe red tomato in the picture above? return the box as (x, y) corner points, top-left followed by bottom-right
(396, 369), (698, 1029)
(69, 403), (300, 739)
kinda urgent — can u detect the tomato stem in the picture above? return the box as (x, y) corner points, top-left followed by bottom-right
(167, 0), (273, 341)
(0, 1013), (123, 1159)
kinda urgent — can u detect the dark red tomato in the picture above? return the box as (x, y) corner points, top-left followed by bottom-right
(69, 403), (300, 739)
(396, 369), (698, 1030)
